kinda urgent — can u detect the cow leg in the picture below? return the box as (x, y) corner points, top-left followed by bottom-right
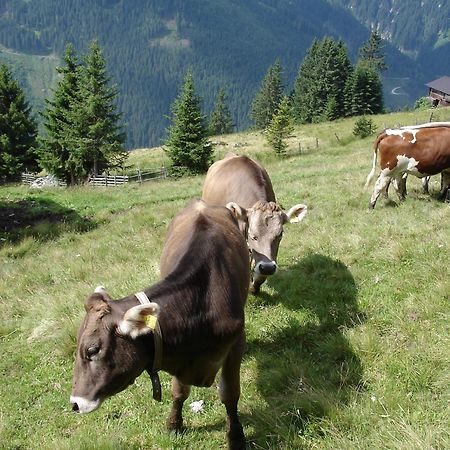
(218, 334), (246, 450)
(369, 173), (392, 209)
(437, 171), (450, 201)
(392, 174), (407, 201)
(166, 377), (191, 433)
(422, 176), (430, 194)
(382, 178), (391, 199)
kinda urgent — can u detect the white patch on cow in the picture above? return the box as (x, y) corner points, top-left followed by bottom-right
(70, 395), (101, 414)
(386, 128), (420, 143)
(94, 285), (107, 294)
(396, 155), (424, 176)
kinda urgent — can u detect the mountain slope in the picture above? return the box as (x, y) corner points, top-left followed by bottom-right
(0, 0), (440, 147)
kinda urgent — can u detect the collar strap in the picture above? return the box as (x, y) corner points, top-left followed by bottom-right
(135, 291), (163, 373)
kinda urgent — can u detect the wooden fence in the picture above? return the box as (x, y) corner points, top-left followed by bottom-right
(88, 167), (167, 187)
(21, 173), (67, 187)
(21, 167), (167, 188)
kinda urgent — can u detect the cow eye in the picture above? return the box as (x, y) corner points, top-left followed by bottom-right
(250, 235), (258, 241)
(86, 345), (100, 360)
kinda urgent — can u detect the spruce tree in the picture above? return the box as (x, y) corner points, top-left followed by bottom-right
(250, 59), (284, 129)
(39, 44), (82, 185)
(209, 88), (233, 136)
(266, 96), (294, 156)
(164, 71), (211, 175)
(292, 38), (352, 124)
(359, 31), (387, 72)
(72, 40), (126, 179)
(0, 63), (38, 181)
(345, 61), (384, 116)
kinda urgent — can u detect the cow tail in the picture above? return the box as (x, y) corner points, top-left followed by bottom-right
(364, 132), (385, 188)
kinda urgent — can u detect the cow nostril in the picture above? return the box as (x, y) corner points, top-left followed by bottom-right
(72, 402), (79, 412)
(259, 262), (277, 276)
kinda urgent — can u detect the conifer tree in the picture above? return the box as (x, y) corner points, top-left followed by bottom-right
(345, 61), (384, 116)
(165, 71), (211, 175)
(0, 63), (38, 181)
(266, 96), (294, 156)
(250, 59), (284, 129)
(40, 41), (126, 185)
(359, 31), (387, 72)
(209, 88), (233, 136)
(39, 44), (83, 185)
(71, 40), (126, 179)
(292, 38), (352, 124)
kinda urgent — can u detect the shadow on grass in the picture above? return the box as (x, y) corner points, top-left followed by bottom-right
(245, 253), (366, 447)
(0, 197), (96, 248)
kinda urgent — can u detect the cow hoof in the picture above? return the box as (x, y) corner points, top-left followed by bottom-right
(227, 424), (246, 450)
(166, 417), (183, 434)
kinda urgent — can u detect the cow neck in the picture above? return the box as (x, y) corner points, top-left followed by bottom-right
(134, 291), (163, 402)
(135, 291), (163, 372)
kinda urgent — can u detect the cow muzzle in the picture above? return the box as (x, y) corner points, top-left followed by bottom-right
(70, 395), (101, 414)
(255, 260), (277, 276)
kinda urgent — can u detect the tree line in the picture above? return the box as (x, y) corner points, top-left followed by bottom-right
(1, 33), (385, 182)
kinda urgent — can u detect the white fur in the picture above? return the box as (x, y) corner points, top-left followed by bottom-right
(70, 395), (101, 414)
(386, 128), (420, 144)
(285, 204), (308, 223)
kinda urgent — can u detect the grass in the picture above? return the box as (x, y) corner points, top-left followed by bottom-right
(1, 109), (449, 449)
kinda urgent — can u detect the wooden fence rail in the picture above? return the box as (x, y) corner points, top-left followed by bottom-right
(21, 167), (167, 188)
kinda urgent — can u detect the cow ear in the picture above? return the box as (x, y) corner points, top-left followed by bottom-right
(118, 303), (160, 339)
(84, 292), (111, 316)
(284, 204), (308, 223)
(94, 285), (112, 301)
(226, 202), (247, 222)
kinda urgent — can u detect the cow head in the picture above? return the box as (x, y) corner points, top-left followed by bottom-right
(227, 201), (307, 294)
(70, 287), (159, 414)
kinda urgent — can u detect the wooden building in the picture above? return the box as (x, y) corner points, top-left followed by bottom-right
(426, 76), (450, 106)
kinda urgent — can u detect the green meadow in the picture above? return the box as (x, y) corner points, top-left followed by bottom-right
(1, 109), (449, 449)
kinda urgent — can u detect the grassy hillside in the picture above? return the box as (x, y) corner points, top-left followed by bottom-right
(1, 110), (449, 449)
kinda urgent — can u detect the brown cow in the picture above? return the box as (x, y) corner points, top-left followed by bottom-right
(70, 199), (250, 450)
(202, 153), (307, 294)
(365, 123), (450, 208)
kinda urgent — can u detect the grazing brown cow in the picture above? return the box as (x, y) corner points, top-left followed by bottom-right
(202, 153), (307, 294)
(365, 123), (450, 208)
(70, 199), (250, 450)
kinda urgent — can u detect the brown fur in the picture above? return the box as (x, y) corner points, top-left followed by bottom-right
(71, 199), (250, 449)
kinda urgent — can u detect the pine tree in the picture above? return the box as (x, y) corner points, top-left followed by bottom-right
(39, 44), (83, 185)
(266, 96), (294, 156)
(358, 31), (387, 72)
(72, 40), (127, 179)
(164, 71), (211, 175)
(209, 88), (233, 136)
(345, 61), (384, 116)
(0, 63), (38, 181)
(292, 38), (352, 124)
(250, 59), (284, 129)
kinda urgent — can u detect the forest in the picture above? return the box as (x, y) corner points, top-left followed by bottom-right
(0, 0), (448, 147)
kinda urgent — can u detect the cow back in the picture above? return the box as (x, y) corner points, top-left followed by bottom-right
(202, 154), (276, 208)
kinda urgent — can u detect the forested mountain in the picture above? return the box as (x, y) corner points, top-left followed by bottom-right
(330, 1), (450, 85)
(0, 0), (445, 148)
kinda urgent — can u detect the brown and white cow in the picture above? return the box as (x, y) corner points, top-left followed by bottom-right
(365, 123), (450, 208)
(70, 199), (250, 450)
(202, 153), (307, 294)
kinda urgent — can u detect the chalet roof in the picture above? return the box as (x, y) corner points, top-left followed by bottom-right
(426, 76), (450, 94)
